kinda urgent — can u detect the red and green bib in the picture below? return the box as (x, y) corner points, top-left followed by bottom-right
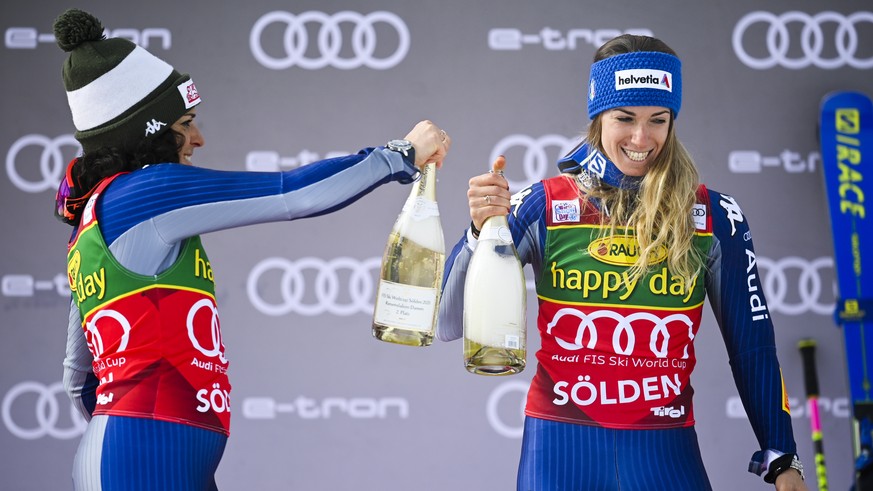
(67, 175), (231, 435)
(525, 175), (713, 429)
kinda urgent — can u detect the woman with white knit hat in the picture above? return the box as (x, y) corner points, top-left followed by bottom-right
(53, 8), (450, 490)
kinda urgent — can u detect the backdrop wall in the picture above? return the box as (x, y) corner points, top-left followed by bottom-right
(2, 1), (869, 490)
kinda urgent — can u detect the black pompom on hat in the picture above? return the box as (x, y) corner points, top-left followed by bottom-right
(53, 8), (201, 153)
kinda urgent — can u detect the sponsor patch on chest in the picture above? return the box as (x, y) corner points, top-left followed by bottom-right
(691, 204), (707, 230)
(552, 199), (580, 223)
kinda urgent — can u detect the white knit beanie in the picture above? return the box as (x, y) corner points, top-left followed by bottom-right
(53, 8), (201, 153)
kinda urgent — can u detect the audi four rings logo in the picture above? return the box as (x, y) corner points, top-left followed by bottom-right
(490, 134), (580, 192)
(187, 299), (227, 362)
(757, 256), (835, 316)
(86, 310), (132, 360)
(250, 11), (410, 70)
(6, 134), (81, 193)
(2, 381), (86, 440)
(733, 11), (873, 69)
(247, 256), (381, 316)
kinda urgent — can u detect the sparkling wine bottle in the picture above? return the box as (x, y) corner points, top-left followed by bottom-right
(373, 162), (445, 347)
(463, 160), (526, 375)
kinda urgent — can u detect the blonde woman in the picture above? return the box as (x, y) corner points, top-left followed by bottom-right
(437, 34), (806, 491)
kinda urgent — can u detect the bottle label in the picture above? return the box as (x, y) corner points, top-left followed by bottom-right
(374, 280), (438, 331)
(504, 334), (521, 349)
(479, 225), (513, 244)
(402, 197), (440, 221)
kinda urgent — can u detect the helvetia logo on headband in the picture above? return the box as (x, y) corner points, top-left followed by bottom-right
(614, 69), (672, 91)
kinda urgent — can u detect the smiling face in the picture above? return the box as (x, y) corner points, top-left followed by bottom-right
(599, 106), (670, 177)
(170, 109), (204, 165)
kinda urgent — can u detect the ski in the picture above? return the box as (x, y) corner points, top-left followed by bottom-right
(819, 90), (873, 490)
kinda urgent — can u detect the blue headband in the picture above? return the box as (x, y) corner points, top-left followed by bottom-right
(587, 51), (682, 119)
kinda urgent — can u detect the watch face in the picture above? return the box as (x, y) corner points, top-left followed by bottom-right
(389, 139), (412, 150)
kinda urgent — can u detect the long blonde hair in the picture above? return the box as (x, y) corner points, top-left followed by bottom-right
(580, 117), (704, 285)
(574, 34), (705, 285)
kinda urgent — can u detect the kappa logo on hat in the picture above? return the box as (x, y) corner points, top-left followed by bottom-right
(178, 79), (200, 109)
(144, 119), (166, 136)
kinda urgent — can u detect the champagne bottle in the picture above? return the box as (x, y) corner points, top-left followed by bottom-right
(463, 158), (526, 375)
(373, 161), (445, 347)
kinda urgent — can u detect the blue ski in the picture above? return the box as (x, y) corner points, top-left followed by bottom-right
(819, 90), (873, 489)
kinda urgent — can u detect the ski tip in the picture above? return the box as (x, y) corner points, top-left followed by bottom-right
(821, 90), (873, 108)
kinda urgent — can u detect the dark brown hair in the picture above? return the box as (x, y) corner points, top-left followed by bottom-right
(593, 34), (677, 62)
(60, 129), (182, 226)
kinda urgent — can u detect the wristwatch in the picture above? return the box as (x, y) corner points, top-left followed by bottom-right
(385, 139), (418, 182)
(386, 139), (413, 158)
(765, 454), (804, 483)
(787, 455), (805, 481)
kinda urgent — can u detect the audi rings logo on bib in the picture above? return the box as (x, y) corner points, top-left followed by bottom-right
(247, 256), (381, 316)
(732, 11), (873, 69)
(86, 309), (132, 361)
(187, 299), (227, 363)
(489, 134), (580, 192)
(6, 134), (81, 193)
(249, 11), (410, 70)
(2, 381), (87, 440)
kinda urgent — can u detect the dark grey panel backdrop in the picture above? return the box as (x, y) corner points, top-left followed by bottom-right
(2, 1), (868, 489)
